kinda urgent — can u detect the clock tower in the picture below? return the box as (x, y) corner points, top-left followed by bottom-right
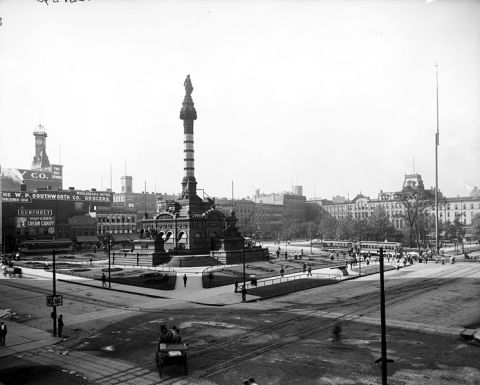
(32, 124), (51, 170)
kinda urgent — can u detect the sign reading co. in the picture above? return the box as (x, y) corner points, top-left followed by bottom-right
(17, 169), (52, 181)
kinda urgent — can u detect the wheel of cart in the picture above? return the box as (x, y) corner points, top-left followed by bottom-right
(155, 342), (188, 377)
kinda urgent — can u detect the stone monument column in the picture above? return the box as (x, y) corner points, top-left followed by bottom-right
(180, 75), (198, 199)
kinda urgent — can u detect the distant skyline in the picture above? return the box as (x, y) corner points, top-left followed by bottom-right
(1, 0), (479, 200)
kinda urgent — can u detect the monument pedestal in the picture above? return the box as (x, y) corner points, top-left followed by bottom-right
(112, 239), (170, 266)
(211, 237), (269, 264)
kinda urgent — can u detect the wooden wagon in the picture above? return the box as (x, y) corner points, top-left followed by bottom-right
(2, 266), (23, 278)
(155, 342), (188, 377)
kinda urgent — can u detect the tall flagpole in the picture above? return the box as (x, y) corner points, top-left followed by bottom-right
(435, 62), (440, 254)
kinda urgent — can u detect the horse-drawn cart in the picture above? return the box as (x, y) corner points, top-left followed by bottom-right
(155, 342), (188, 377)
(2, 266), (23, 278)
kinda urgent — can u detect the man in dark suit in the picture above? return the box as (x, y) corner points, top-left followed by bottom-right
(0, 321), (7, 347)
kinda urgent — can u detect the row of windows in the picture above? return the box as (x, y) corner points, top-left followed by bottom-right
(328, 202), (480, 212)
(441, 203), (480, 210)
(98, 228), (134, 234)
(97, 216), (136, 223)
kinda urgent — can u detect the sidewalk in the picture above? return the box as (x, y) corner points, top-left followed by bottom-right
(19, 266), (262, 305)
(0, 322), (161, 385)
(0, 322), (58, 359)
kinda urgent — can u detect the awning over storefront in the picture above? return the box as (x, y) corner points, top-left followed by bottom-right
(75, 236), (100, 243)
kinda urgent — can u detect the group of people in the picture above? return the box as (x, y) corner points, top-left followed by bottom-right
(302, 263), (313, 276)
(159, 324), (182, 344)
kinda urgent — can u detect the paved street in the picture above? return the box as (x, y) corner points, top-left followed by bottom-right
(1, 259), (480, 384)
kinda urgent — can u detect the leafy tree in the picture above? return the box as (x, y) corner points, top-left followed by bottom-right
(366, 206), (399, 242)
(396, 186), (435, 248)
(472, 213), (480, 240)
(336, 217), (355, 240)
(317, 215), (337, 240)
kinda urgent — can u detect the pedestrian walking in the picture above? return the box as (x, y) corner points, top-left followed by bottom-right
(241, 285), (247, 301)
(284, 251), (287, 260)
(332, 322), (342, 341)
(101, 273), (107, 288)
(276, 249), (280, 259)
(307, 266), (312, 276)
(234, 280), (239, 293)
(0, 321), (7, 347)
(183, 273), (187, 288)
(280, 267), (285, 278)
(303, 263), (307, 273)
(58, 315), (64, 338)
(89, 257), (93, 267)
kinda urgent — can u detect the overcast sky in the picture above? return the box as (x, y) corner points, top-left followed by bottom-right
(0, 0), (479, 201)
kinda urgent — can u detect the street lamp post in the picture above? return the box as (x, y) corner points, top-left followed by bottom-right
(107, 234), (112, 289)
(379, 247), (388, 384)
(358, 250), (361, 276)
(242, 243), (246, 302)
(310, 232), (313, 256)
(52, 249), (57, 336)
(174, 213), (178, 252)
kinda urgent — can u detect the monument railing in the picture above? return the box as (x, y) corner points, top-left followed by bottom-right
(243, 271), (341, 290)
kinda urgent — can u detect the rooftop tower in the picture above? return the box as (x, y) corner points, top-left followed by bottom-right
(31, 124), (51, 170)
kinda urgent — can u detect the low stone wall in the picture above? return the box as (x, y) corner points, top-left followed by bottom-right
(211, 247), (269, 264)
(111, 251), (170, 266)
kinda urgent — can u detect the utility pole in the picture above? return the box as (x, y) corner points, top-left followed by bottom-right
(379, 247), (388, 384)
(242, 244), (246, 302)
(435, 62), (440, 254)
(52, 249), (57, 336)
(107, 234), (112, 289)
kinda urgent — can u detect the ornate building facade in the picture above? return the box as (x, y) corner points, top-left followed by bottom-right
(318, 174), (480, 229)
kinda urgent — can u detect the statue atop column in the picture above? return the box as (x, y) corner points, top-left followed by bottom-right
(180, 74), (197, 120)
(184, 74), (193, 96)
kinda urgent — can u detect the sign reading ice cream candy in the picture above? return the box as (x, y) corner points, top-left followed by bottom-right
(16, 216), (55, 228)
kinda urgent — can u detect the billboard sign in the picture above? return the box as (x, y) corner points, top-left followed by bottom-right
(17, 169), (53, 181)
(1, 191), (32, 203)
(2, 190), (113, 204)
(31, 190), (113, 203)
(16, 216), (55, 228)
(51, 164), (63, 180)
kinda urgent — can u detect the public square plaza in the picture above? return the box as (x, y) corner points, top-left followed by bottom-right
(1, 244), (479, 385)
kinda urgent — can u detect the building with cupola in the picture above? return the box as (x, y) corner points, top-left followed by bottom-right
(317, 173), (480, 230)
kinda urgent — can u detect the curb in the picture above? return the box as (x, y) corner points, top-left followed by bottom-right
(58, 278), (169, 299)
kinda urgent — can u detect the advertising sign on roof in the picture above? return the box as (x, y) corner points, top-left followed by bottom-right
(2, 190), (113, 203)
(1, 191), (32, 203)
(17, 169), (53, 181)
